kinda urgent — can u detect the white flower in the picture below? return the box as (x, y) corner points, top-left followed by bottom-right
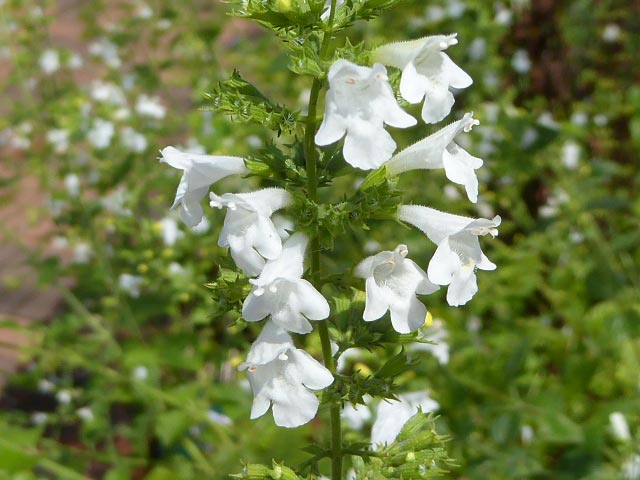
(397, 205), (500, 306)
(159, 146), (248, 228)
(342, 399), (372, 430)
(355, 244), (438, 334)
(56, 390), (72, 405)
(207, 409), (232, 426)
(88, 37), (121, 68)
(90, 80), (126, 106)
(210, 188), (293, 276)
(609, 412), (631, 442)
(411, 319), (449, 365)
(158, 217), (183, 247)
(624, 454), (640, 480)
(64, 174), (80, 197)
(119, 273), (143, 298)
(242, 233), (330, 334)
(315, 59), (416, 170)
(373, 34), (472, 124)
(239, 322), (333, 428)
(385, 113), (482, 202)
(121, 127), (148, 153)
(87, 118), (115, 150)
(39, 49), (60, 74)
(521, 424), (535, 445)
(511, 49), (531, 74)
(132, 365), (149, 381)
(77, 407), (94, 422)
(31, 412), (49, 425)
(136, 94), (166, 119)
(46, 128), (70, 153)
(371, 391), (439, 448)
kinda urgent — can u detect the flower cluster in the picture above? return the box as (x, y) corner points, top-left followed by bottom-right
(160, 28), (499, 429)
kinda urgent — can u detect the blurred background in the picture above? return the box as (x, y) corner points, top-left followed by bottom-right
(0, 0), (639, 479)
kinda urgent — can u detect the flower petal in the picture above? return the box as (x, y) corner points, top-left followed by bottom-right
(400, 62), (427, 104)
(246, 322), (293, 365)
(295, 279), (330, 321)
(442, 143), (482, 203)
(363, 277), (390, 321)
(446, 264), (477, 306)
(427, 238), (460, 286)
(389, 295), (428, 334)
(344, 119), (396, 170)
(442, 53), (473, 89)
(421, 81), (455, 124)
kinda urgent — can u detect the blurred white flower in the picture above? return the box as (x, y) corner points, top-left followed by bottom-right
(37, 379), (55, 393)
(87, 118), (115, 150)
(68, 53), (83, 69)
(158, 217), (183, 247)
(119, 273), (143, 298)
(160, 146), (248, 228)
(46, 129), (70, 153)
(521, 424), (535, 445)
(64, 174), (80, 197)
(243, 233), (330, 334)
(121, 126), (148, 152)
(494, 4), (512, 26)
(397, 205), (500, 306)
(77, 407), (94, 422)
(31, 412), (49, 425)
(561, 140), (580, 169)
(374, 34), (472, 124)
(602, 23), (621, 43)
(570, 111), (588, 126)
(610, 412), (631, 441)
(90, 80), (126, 106)
(210, 188), (293, 276)
(371, 391), (439, 448)
(511, 49), (531, 74)
(239, 322), (333, 428)
(412, 319), (449, 365)
(135, 2), (153, 19)
(386, 112), (483, 203)
(132, 365), (149, 381)
(468, 37), (486, 61)
(355, 244), (438, 333)
(39, 49), (60, 74)
(315, 59), (416, 170)
(168, 262), (186, 275)
(88, 37), (121, 68)
(207, 409), (232, 426)
(623, 454), (640, 480)
(136, 94), (166, 119)
(342, 399), (372, 430)
(56, 390), (72, 405)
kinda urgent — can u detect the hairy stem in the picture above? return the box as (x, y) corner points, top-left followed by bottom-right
(303, 1), (342, 478)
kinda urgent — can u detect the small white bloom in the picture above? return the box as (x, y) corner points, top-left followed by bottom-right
(136, 94), (166, 119)
(373, 34), (472, 124)
(397, 205), (500, 306)
(121, 127), (148, 153)
(68, 53), (83, 69)
(609, 412), (631, 441)
(159, 146), (248, 228)
(64, 173), (80, 197)
(342, 399), (372, 430)
(243, 233), (330, 334)
(412, 319), (449, 365)
(207, 409), (232, 426)
(132, 365), (149, 381)
(32, 412), (49, 425)
(315, 59), (416, 170)
(355, 244), (438, 334)
(602, 23), (621, 43)
(87, 118), (115, 150)
(272, 214), (294, 241)
(623, 454), (640, 480)
(90, 80), (126, 106)
(56, 390), (72, 405)
(77, 407), (94, 422)
(561, 140), (580, 169)
(239, 322), (333, 428)
(46, 129), (70, 153)
(119, 273), (143, 298)
(88, 37), (121, 68)
(385, 112), (482, 203)
(210, 188), (293, 276)
(521, 424), (535, 445)
(38, 379), (55, 393)
(158, 217), (183, 247)
(168, 262), (186, 276)
(511, 49), (531, 74)
(371, 391), (439, 448)
(39, 49), (60, 74)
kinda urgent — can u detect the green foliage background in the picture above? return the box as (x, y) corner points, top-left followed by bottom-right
(0, 0), (638, 479)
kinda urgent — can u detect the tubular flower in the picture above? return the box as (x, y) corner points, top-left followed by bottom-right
(371, 391), (440, 448)
(355, 244), (438, 333)
(160, 146), (247, 228)
(210, 188), (293, 276)
(315, 59), (416, 170)
(239, 322), (334, 428)
(385, 113), (483, 203)
(373, 34), (472, 124)
(242, 233), (330, 334)
(397, 205), (500, 307)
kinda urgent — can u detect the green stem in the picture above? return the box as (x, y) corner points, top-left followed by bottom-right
(303, 1), (342, 478)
